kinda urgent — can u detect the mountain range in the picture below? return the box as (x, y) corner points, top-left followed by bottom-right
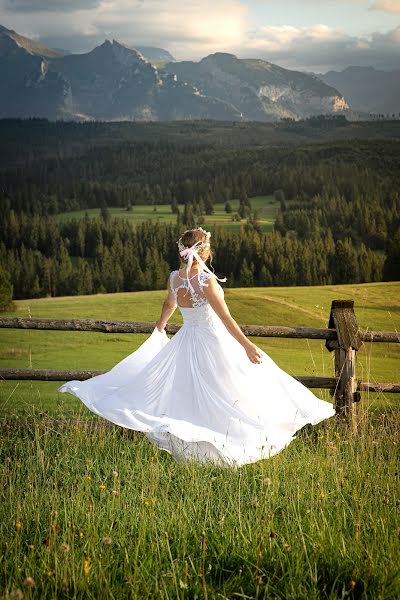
(0, 23), (395, 122)
(319, 66), (400, 116)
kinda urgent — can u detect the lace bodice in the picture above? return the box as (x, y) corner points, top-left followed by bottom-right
(170, 269), (224, 309)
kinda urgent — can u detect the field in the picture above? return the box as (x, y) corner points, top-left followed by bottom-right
(54, 196), (279, 234)
(1, 282), (399, 598)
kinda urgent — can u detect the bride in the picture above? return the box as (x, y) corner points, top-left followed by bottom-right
(58, 226), (336, 466)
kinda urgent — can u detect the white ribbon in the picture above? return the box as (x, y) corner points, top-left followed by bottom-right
(179, 241), (227, 296)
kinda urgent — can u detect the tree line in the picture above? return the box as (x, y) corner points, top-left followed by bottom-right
(0, 121), (399, 303)
(0, 209), (390, 301)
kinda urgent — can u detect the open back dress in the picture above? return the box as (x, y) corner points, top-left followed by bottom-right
(58, 268), (336, 466)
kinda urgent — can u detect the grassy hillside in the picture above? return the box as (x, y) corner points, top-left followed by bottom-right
(54, 195), (279, 234)
(1, 281), (399, 418)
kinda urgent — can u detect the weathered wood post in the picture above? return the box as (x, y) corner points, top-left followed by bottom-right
(325, 300), (363, 424)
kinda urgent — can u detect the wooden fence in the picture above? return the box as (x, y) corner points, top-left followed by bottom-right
(1, 300), (399, 423)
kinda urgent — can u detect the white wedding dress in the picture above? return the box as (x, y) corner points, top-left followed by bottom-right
(58, 269), (336, 466)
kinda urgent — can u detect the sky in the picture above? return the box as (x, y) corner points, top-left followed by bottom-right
(0, 0), (399, 72)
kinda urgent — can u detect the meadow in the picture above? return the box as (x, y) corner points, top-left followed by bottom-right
(1, 282), (399, 598)
(54, 196), (279, 234)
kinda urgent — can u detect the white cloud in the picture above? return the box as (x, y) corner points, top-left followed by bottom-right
(238, 23), (400, 71)
(0, 0), (249, 58)
(369, 0), (400, 12)
(0, 0), (399, 70)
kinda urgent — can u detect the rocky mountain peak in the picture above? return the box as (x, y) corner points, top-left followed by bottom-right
(201, 52), (239, 64)
(90, 38), (149, 67)
(0, 22), (63, 57)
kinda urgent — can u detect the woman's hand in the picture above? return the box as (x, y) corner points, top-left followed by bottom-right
(155, 320), (166, 332)
(243, 340), (263, 364)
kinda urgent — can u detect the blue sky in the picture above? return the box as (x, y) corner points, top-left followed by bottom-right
(247, 0), (397, 36)
(0, 0), (399, 71)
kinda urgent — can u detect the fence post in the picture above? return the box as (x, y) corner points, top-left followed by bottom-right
(325, 300), (363, 424)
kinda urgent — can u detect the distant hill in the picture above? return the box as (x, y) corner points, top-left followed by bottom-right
(0, 24), (349, 122)
(319, 66), (400, 116)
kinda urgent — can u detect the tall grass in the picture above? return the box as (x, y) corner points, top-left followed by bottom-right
(1, 404), (399, 599)
(1, 282), (399, 598)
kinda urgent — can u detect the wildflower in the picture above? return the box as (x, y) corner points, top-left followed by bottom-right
(283, 543), (291, 550)
(320, 491), (326, 499)
(263, 477), (272, 486)
(102, 536), (112, 546)
(79, 531), (84, 539)
(350, 580), (356, 588)
(27, 544), (34, 550)
(23, 577), (35, 588)
(60, 542), (70, 553)
(112, 490), (119, 497)
(15, 522), (21, 531)
(99, 484), (106, 491)
(143, 497), (155, 506)
(83, 558), (90, 576)
(47, 571), (53, 577)
(86, 475), (91, 481)
(56, 453), (60, 458)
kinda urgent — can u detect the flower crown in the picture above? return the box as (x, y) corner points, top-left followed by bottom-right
(176, 227), (211, 255)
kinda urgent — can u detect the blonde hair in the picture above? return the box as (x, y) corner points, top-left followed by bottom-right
(178, 228), (213, 266)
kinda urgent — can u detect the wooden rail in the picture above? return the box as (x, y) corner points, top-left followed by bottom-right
(0, 316), (398, 343)
(0, 367), (337, 388)
(1, 300), (399, 423)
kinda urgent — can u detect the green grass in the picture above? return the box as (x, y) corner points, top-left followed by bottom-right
(1, 282), (399, 598)
(1, 409), (399, 598)
(54, 195), (279, 234)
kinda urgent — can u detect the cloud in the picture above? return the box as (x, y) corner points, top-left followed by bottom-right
(0, 0), (248, 57)
(2, 0), (101, 12)
(239, 23), (400, 71)
(0, 0), (398, 70)
(369, 0), (400, 12)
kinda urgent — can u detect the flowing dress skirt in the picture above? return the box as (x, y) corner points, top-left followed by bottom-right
(58, 304), (336, 466)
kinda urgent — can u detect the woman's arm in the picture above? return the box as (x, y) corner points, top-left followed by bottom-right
(204, 278), (263, 364)
(155, 275), (177, 332)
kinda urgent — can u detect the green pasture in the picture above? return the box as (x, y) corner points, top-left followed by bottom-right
(54, 195), (279, 234)
(1, 282), (399, 598)
(1, 281), (399, 419)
